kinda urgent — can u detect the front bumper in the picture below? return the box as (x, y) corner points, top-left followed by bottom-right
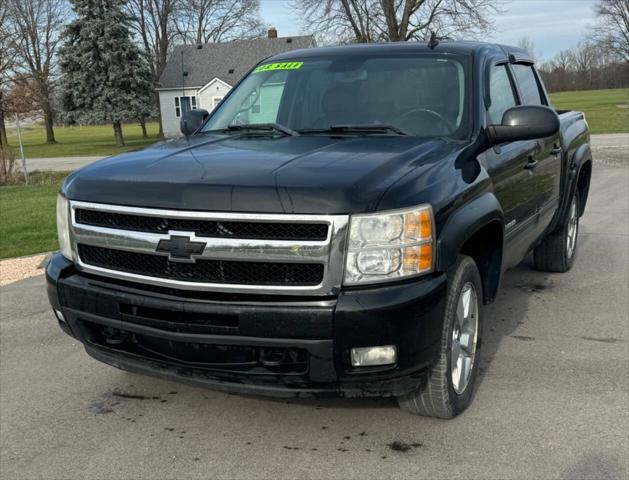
(47, 253), (446, 398)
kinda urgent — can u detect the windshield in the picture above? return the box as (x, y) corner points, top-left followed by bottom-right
(202, 55), (470, 138)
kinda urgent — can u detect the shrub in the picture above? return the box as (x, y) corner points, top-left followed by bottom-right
(0, 145), (21, 185)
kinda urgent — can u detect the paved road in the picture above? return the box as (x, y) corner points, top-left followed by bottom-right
(20, 133), (629, 172)
(591, 133), (629, 166)
(1, 155), (628, 479)
(24, 155), (107, 172)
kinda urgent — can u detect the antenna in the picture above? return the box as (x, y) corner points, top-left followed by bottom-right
(428, 31), (439, 50)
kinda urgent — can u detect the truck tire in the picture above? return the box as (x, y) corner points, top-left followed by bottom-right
(397, 255), (483, 418)
(533, 190), (580, 273)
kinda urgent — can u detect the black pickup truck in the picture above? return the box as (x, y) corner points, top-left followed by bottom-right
(47, 41), (592, 418)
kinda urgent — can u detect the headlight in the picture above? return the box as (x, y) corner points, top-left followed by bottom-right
(56, 194), (73, 260)
(344, 204), (434, 285)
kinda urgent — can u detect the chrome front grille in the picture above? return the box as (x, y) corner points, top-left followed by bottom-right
(74, 208), (330, 241)
(69, 201), (349, 295)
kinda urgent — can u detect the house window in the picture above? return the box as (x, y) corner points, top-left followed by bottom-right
(212, 97), (223, 109)
(175, 96), (197, 117)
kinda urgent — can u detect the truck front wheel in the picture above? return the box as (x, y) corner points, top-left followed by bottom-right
(533, 190), (580, 273)
(397, 255), (483, 418)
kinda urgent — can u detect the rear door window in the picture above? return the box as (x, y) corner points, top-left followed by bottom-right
(512, 64), (544, 105)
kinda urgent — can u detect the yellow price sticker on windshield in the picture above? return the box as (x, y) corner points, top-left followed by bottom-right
(254, 62), (303, 73)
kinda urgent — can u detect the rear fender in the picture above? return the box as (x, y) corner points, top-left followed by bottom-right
(555, 142), (592, 228)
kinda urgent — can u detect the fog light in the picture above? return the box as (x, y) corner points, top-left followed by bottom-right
(53, 309), (66, 323)
(350, 345), (397, 367)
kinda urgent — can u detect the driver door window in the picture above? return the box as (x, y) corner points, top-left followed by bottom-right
(488, 65), (517, 124)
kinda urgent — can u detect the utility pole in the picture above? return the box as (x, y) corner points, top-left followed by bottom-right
(14, 113), (28, 185)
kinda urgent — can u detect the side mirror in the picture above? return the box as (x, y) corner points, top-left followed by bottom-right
(488, 105), (560, 144)
(180, 109), (210, 136)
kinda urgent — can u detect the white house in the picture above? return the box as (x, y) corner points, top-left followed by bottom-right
(157, 30), (315, 137)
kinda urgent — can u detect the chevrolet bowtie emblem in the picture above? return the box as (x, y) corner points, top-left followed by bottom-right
(156, 234), (207, 263)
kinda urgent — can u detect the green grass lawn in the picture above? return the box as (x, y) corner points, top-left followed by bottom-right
(5, 121), (162, 158)
(549, 88), (629, 134)
(0, 172), (68, 259)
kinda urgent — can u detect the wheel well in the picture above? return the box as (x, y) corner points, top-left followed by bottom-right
(460, 221), (503, 304)
(576, 161), (592, 216)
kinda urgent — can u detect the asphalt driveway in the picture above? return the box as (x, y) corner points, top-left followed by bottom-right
(1, 153), (627, 479)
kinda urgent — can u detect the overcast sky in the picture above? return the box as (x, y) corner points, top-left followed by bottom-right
(259, 0), (599, 60)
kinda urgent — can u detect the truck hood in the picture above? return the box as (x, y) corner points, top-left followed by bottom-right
(63, 134), (461, 214)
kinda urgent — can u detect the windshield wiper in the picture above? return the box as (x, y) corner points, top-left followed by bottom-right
(225, 123), (300, 137)
(298, 124), (409, 136)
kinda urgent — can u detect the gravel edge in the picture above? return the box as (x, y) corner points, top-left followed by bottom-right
(0, 253), (51, 287)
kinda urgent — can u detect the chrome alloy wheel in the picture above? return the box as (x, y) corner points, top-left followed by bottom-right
(566, 195), (579, 259)
(451, 282), (479, 394)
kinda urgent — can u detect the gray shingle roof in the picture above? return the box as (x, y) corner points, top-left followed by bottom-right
(158, 36), (315, 89)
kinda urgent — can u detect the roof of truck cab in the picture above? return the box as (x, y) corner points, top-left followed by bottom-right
(266, 41), (532, 63)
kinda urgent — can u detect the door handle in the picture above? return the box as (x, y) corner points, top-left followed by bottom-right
(524, 157), (539, 170)
(550, 145), (562, 156)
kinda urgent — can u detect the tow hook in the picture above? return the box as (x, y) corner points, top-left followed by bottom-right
(259, 348), (287, 367)
(102, 327), (129, 345)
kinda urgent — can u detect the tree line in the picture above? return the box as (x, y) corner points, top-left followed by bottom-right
(0, 0), (627, 148)
(536, 0), (629, 93)
(538, 41), (628, 93)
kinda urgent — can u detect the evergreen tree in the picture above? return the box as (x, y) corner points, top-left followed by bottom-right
(59, 0), (154, 146)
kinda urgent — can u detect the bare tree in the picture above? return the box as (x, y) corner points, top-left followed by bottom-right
(126, 0), (178, 81)
(590, 0), (629, 62)
(6, 0), (67, 144)
(175, 0), (264, 44)
(0, 3), (17, 147)
(4, 74), (38, 117)
(516, 36), (542, 62)
(291, 0), (372, 43)
(294, 0), (501, 44)
(542, 48), (575, 91)
(125, 0), (179, 137)
(553, 49), (573, 72)
(571, 41), (600, 90)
